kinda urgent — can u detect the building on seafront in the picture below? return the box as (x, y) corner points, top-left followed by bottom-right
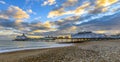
(71, 31), (107, 38)
(109, 34), (120, 39)
(44, 34), (71, 39)
(15, 33), (28, 41)
(56, 34), (71, 39)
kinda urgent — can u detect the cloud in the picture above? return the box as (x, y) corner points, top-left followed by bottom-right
(34, 16), (41, 20)
(48, 0), (119, 18)
(101, 7), (108, 12)
(0, 0), (120, 35)
(0, 1), (6, 4)
(90, 0), (119, 13)
(29, 21), (57, 33)
(0, 5), (31, 33)
(0, 19), (15, 28)
(45, 25), (78, 35)
(47, 8), (66, 18)
(32, 28), (57, 33)
(94, 30), (120, 35)
(61, 26), (77, 33)
(94, 30), (107, 34)
(26, 9), (36, 15)
(96, 0), (118, 7)
(0, 5), (29, 26)
(0, 6), (29, 20)
(0, 14), (9, 19)
(48, 2), (90, 18)
(48, 16), (81, 34)
(62, 0), (78, 7)
(26, 0), (120, 34)
(55, 16), (80, 26)
(15, 19), (23, 25)
(8, 6), (29, 19)
(73, 2), (90, 15)
(43, 21), (52, 28)
(0, 30), (18, 35)
(33, 30), (49, 33)
(42, 0), (56, 6)
(35, 21), (54, 29)
(75, 11), (120, 34)
(27, 9), (33, 13)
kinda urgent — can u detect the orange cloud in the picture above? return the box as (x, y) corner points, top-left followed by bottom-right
(15, 19), (23, 25)
(8, 6), (29, 19)
(48, 2), (90, 18)
(95, 30), (106, 34)
(32, 21), (57, 31)
(0, 6), (29, 25)
(33, 30), (48, 33)
(96, 0), (118, 7)
(74, 2), (90, 15)
(6, 6), (29, 25)
(91, 0), (118, 13)
(70, 26), (77, 31)
(31, 22), (57, 33)
(47, 8), (66, 18)
(43, 21), (52, 28)
(102, 7), (108, 12)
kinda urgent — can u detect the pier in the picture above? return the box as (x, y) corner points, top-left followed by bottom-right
(53, 38), (119, 43)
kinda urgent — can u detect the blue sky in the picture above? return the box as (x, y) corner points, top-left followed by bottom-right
(0, 0), (63, 22)
(0, 0), (120, 35)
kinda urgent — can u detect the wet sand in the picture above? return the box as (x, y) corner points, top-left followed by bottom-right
(0, 40), (120, 62)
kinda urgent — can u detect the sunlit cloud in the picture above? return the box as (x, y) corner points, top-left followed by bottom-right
(47, 8), (66, 18)
(101, 7), (108, 12)
(74, 2), (90, 15)
(33, 30), (48, 33)
(30, 21), (57, 33)
(48, 2), (90, 18)
(43, 21), (54, 28)
(42, 0), (56, 6)
(96, 0), (118, 7)
(32, 21), (53, 29)
(91, 0), (119, 13)
(94, 30), (120, 35)
(9, 6), (29, 19)
(0, 6), (29, 20)
(0, 5), (30, 32)
(15, 19), (23, 25)
(26, 9), (36, 15)
(94, 30), (107, 34)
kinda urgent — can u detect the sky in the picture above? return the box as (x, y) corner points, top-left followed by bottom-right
(0, 0), (120, 36)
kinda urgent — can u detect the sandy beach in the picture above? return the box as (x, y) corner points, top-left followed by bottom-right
(0, 40), (120, 62)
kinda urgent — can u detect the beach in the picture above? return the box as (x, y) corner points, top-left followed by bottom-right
(0, 40), (120, 62)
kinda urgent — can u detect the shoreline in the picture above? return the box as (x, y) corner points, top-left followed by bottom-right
(0, 43), (72, 54)
(0, 40), (120, 62)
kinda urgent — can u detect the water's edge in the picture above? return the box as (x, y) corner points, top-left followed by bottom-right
(0, 43), (72, 54)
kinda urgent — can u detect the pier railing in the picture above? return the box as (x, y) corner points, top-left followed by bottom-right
(51, 38), (120, 43)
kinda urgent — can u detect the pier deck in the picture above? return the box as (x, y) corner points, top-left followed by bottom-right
(53, 38), (119, 43)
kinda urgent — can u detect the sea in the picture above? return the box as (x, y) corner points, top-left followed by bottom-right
(0, 40), (72, 53)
